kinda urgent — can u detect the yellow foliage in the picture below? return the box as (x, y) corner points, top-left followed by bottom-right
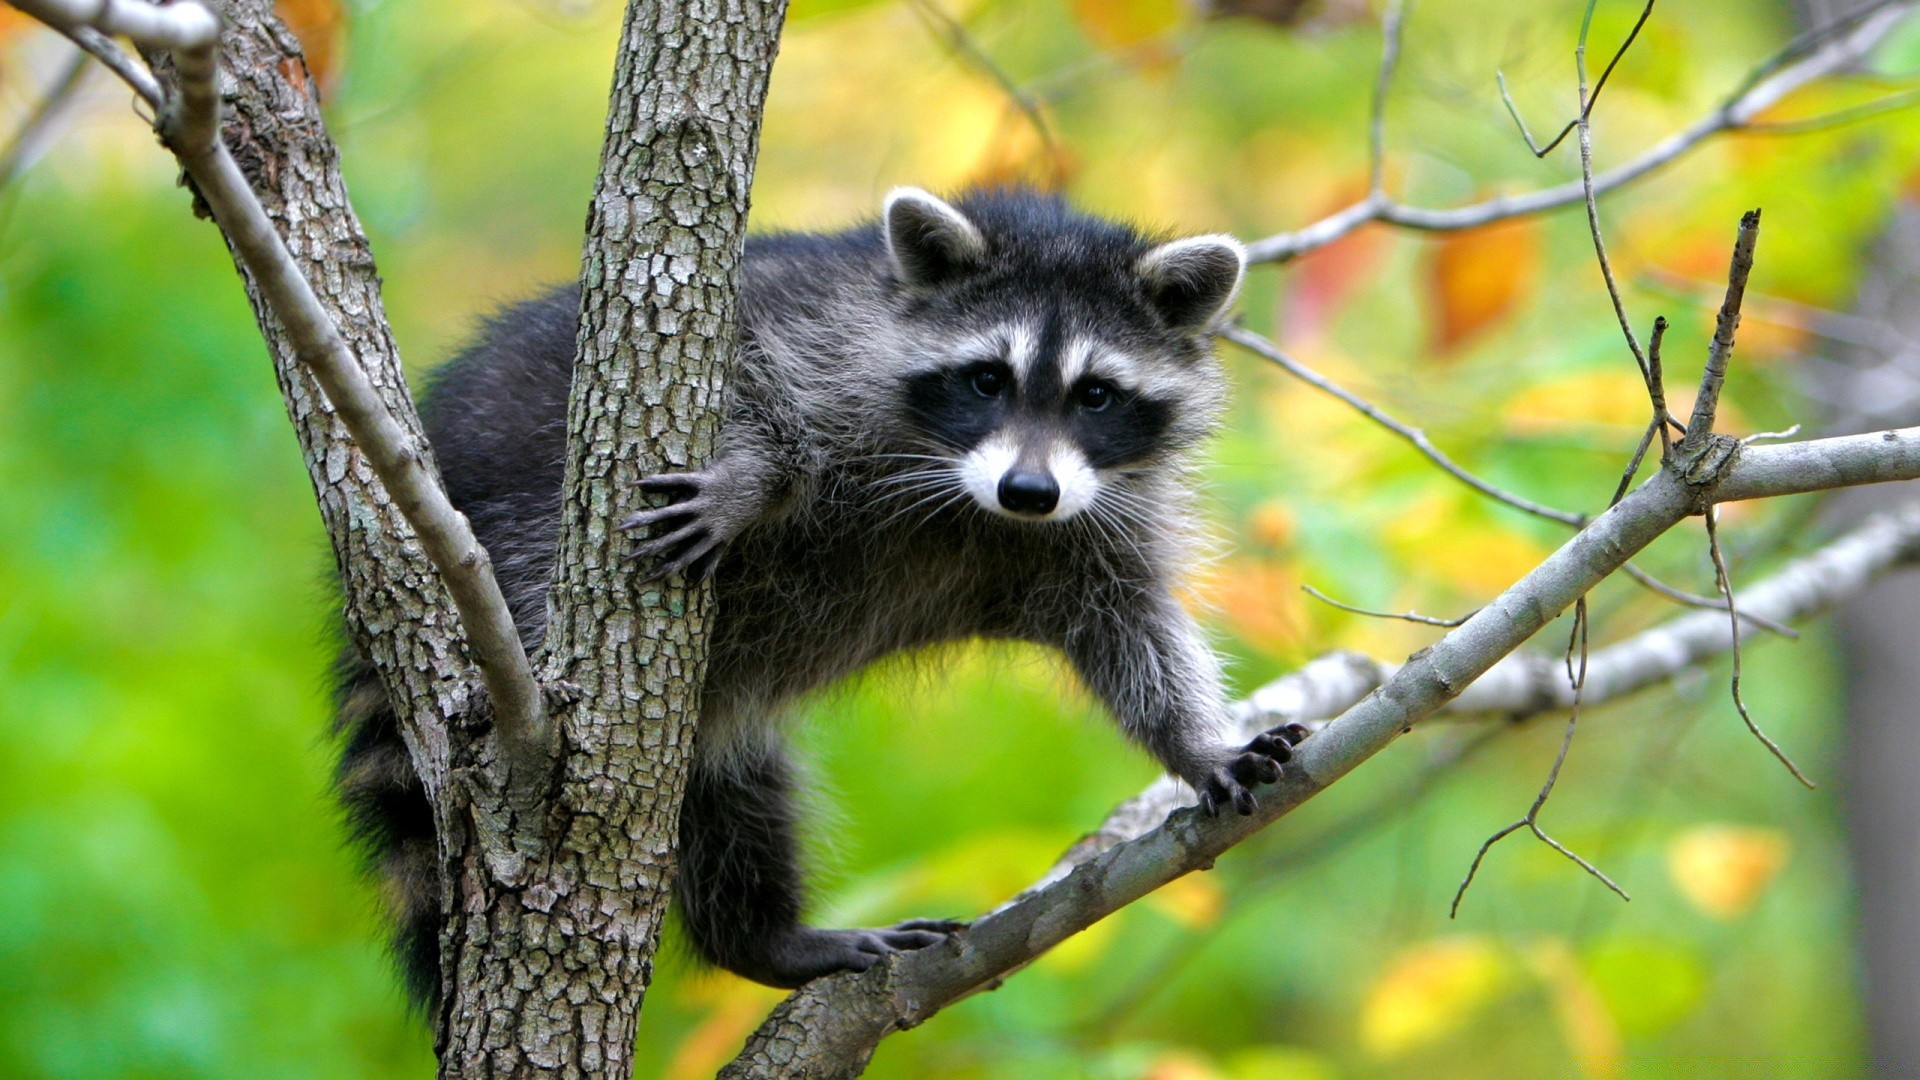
(1525, 938), (1623, 1078)
(1667, 824), (1791, 919)
(1359, 936), (1509, 1058)
(1145, 872), (1224, 930)
(1068, 0), (1186, 51)
(1503, 369), (1666, 436)
(1038, 909), (1122, 973)
(1382, 497), (1550, 596)
(1222, 1045), (1341, 1080)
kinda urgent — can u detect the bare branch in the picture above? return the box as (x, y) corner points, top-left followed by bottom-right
(1220, 323), (1587, 526)
(1706, 506), (1815, 786)
(1302, 583), (1472, 627)
(58, 24), (160, 108)
(1368, 0), (1405, 197)
(1452, 600), (1629, 917)
(1498, 0), (1657, 158)
(5, 0), (554, 810)
(1687, 209), (1763, 437)
(0, 45), (88, 187)
(1244, 1), (1915, 264)
(724, 430), (1920, 1077)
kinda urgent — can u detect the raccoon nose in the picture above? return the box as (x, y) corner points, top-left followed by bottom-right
(998, 470), (1060, 516)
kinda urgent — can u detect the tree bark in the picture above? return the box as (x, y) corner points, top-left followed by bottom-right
(434, 1), (788, 1075)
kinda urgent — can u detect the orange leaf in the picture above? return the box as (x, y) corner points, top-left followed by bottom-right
(1427, 219), (1540, 354)
(275, 0), (346, 95)
(1667, 824), (1790, 920)
(1067, 0), (1184, 51)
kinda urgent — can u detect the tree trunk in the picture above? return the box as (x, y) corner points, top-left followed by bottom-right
(434, 1), (788, 1075)
(167, 0), (787, 1072)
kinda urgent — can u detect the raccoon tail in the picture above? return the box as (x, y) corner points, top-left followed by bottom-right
(333, 646), (441, 1009)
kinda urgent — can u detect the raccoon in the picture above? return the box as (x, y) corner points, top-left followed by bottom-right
(333, 187), (1304, 1005)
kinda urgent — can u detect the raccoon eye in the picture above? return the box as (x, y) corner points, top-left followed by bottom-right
(1077, 381), (1115, 412)
(971, 369), (1007, 398)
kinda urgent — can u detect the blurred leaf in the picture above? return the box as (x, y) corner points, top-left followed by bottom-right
(1145, 872), (1224, 930)
(1283, 215), (1387, 343)
(1426, 219), (1541, 355)
(275, 0), (346, 96)
(1359, 936), (1510, 1058)
(1245, 500), (1296, 551)
(1582, 936), (1708, 1038)
(1143, 1050), (1228, 1080)
(1666, 824), (1790, 920)
(1524, 938), (1622, 1078)
(664, 973), (784, 1080)
(1068, 0), (1185, 51)
(1222, 1045), (1341, 1080)
(1502, 369), (1655, 436)
(1383, 497), (1550, 596)
(966, 102), (1076, 191)
(789, 0), (892, 23)
(1196, 556), (1308, 659)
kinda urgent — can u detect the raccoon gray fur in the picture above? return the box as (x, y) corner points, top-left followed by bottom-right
(332, 186), (1305, 1007)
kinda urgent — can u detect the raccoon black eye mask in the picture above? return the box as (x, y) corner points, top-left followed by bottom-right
(333, 186), (1307, 1003)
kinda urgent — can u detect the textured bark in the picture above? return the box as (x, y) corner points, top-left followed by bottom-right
(433, 1), (789, 1075)
(179, 0), (467, 837)
(136, 0), (787, 1071)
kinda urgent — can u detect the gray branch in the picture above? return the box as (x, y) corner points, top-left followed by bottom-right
(1243, 0), (1915, 264)
(6, 0), (554, 805)
(722, 427), (1920, 1078)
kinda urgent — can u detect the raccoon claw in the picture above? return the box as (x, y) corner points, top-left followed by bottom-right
(1194, 722), (1310, 818)
(621, 467), (747, 580)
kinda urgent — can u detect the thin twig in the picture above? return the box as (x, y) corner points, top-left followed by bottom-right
(57, 24), (162, 109)
(1498, 0), (1656, 158)
(1575, 24), (1651, 383)
(0, 46), (89, 188)
(1648, 315), (1676, 459)
(1743, 83), (1920, 133)
(1705, 507), (1816, 787)
(1220, 323), (1586, 526)
(1368, 0), (1406, 197)
(1688, 210), (1763, 437)
(1621, 563), (1798, 638)
(1302, 583), (1473, 627)
(1452, 599), (1629, 916)
(1243, 1), (1915, 264)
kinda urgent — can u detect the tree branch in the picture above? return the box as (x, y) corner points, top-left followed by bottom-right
(5, 0), (557, 811)
(723, 430), (1920, 1075)
(1243, 0), (1915, 264)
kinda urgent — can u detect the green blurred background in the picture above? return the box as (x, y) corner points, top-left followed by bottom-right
(2, 0), (1918, 1075)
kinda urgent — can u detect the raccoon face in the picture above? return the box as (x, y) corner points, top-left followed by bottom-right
(884, 187), (1243, 523)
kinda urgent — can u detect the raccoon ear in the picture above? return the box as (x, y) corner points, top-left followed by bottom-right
(884, 187), (987, 288)
(1135, 234), (1247, 332)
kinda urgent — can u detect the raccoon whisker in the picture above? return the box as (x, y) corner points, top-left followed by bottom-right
(874, 479), (971, 531)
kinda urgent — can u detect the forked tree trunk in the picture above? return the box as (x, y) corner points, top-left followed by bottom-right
(174, 0), (787, 1073)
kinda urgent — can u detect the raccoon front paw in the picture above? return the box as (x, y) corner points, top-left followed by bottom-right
(619, 465), (755, 581)
(756, 919), (965, 988)
(1194, 722), (1311, 817)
